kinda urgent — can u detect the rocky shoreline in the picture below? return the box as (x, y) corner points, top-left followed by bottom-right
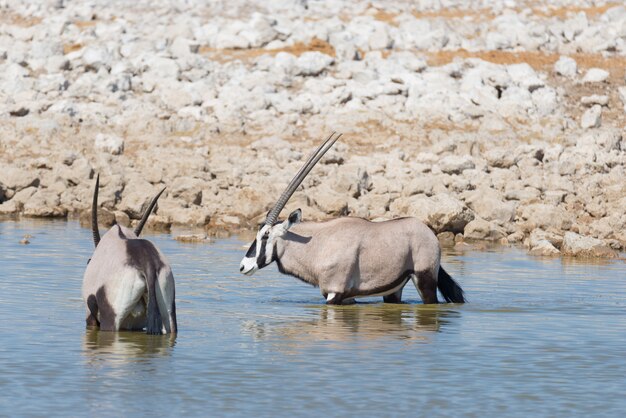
(1, 1), (625, 258)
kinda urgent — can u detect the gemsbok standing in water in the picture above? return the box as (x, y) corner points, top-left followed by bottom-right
(239, 132), (465, 305)
(82, 175), (177, 334)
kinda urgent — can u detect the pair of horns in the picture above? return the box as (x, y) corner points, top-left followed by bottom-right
(265, 131), (342, 226)
(91, 174), (165, 247)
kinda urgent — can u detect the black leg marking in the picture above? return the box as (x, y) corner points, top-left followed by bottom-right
(326, 293), (344, 305)
(86, 294), (100, 327)
(95, 286), (116, 331)
(417, 270), (439, 304)
(170, 299), (178, 334)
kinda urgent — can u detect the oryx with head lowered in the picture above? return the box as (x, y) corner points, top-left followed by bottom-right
(240, 132), (465, 305)
(82, 175), (177, 334)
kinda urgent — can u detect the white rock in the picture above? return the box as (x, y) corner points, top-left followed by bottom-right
(119, 179), (161, 219)
(464, 188), (516, 223)
(214, 33), (249, 49)
(438, 155), (475, 174)
(273, 52), (297, 74)
(45, 55), (70, 73)
(95, 134), (125, 155)
(143, 56), (180, 79)
(250, 136), (292, 151)
(580, 95), (609, 106)
(170, 37), (199, 58)
(170, 176), (204, 205)
(529, 239), (561, 256)
(240, 13), (278, 48)
(296, 52), (334, 76)
(311, 184), (348, 215)
(82, 46), (112, 70)
(464, 218), (506, 241)
(532, 87), (558, 116)
(0, 166), (40, 193)
(507, 63), (543, 91)
(23, 189), (66, 217)
(484, 147), (518, 168)
(582, 68), (609, 83)
(29, 40), (64, 60)
(580, 105), (602, 129)
(553, 56), (577, 77)
(368, 23), (392, 50)
(562, 232), (617, 258)
(529, 228), (563, 248)
(390, 193), (474, 233)
(387, 51), (427, 72)
(517, 204), (573, 231)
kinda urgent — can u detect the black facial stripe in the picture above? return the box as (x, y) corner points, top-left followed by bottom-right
(245, 239), (257, 257)
(257, 237), (268, 267)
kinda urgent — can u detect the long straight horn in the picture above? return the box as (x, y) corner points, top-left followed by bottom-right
(134, 187), (166, 237)
(91, 174), (101, 248)
(265, 132), (342, 226)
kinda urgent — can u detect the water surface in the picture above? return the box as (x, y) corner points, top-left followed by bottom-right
(0, 220), (625, 417)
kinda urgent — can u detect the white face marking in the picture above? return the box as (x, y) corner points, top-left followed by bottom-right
(240, 225), (273, 275)
(240, 256), (258, 276)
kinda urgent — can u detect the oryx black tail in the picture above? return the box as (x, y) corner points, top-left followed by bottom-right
(437, 267), (465, 303)
(145, 266), (164, 335)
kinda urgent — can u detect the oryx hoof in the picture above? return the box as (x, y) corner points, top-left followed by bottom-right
(325, 292), (344, 305)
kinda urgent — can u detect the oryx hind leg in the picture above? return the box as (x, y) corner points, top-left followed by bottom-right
(86, 294), (100, 327)
(411, 270), (439, 304)
(112, 270), (148, 331)
(383, 287), (404, 304)
(92, 286), (117, 331)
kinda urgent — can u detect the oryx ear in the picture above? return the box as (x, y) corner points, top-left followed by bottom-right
(283, 209), (302, 231)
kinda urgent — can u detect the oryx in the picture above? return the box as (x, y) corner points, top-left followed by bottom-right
(82, 175), (177, 334)
(239, 132), (465, 305)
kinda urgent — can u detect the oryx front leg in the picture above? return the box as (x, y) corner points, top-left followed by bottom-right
(322, 292), (356, 305)
(325, 292), (343, 305)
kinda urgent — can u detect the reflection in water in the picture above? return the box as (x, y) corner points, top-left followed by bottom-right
(82, 328), (176, 366)
(242, 304), (461, 351)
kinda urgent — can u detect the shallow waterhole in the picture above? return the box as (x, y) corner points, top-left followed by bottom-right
(0, 219), (624, 417)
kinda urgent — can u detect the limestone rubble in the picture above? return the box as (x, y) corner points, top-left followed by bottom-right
(1, 0), (625, 258)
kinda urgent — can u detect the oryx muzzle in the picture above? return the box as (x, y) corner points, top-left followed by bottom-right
(239, 133), (465, 305)
(83, 175), (177, 334)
